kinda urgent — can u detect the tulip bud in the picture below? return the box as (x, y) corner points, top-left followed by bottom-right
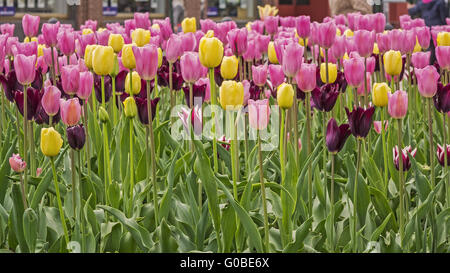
(9, 154), (26, 173)
(268, 41), (278, 64)
(157, 47), (163, 68)
(277, 83), (294, 109)
(219, 80), (244, 110)
(372, 83), (391, 107)
(125, 71), (142, 95)
(220, 55), (238, 80)
(131, 28), (151, 47)
(99, 106), (109, 123)
(383, 50), (402, 76)
(84, 44), (97, 69)
(60, 98), (81, 126)
(388, 90), (408, 119)
(92, 45), (115, 76)
(42, 85), (61, 116)
(109, 53), (120, 78)
(320, 63), (337, 84)
(199, 36), (224, 68)
(182, 17), (197, 33)
(121, 44), (136, 69)
(124, 96), (138, 118)
(437, 32), (450, 46)
(248, 99), (270, 130)
(326, 118), (351, 154)
(40, 127), (63, 157)
(67, 124), (86, 150)
(108, 33), (124, 53)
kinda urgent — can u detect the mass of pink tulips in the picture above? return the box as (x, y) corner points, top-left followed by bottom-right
(0, 10), (449, 254)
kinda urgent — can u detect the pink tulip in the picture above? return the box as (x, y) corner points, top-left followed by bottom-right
(366, 56), (376, 74)
(274, 38), (292, 65)
(60, 98), (81, 126)
(133, 45), (159, 81)
(97, 29), (111, 46)
(134, 12), (150, 30)
(373, 120), (389, 134)
(12, 41), (37, 57)
(36, 168), (42, 177)
(295, 63), (316, 92)
(416, 65), (440, 98)
(264, 16), (279, 35)
(58, 31), (76, 56)
(200, 19), (216, 33)
(332, 35), (346, 59)
(42, 22), (60, 47)
(436, 46), (450, 70)
(36, 56), (48, 74)
(14, 54), (36, 85)
(124, 19), (136, 37)
(22, 14), (40, 37)
(373, 13), (386, 33)
(180, 51), (203, 83)
(43, 47), (58, 68)
(0, 34), (7, 63)
(376, 33), (390, 53)
(78, 71), (93, 100)
(194, 31), (205, 51)
(280, 16), (295, 28)
(411, 51), (430, 69)
(9, 154), (26, 173)
(344, 56), (365, 87)
(318, 21), (336, 49)
(252, 64), (268, 87)
(1, 23), (14, 36)
(269, 64), (285, 88)
(251, 21), (264, 34)
(347, 13), (360, 31)
(296, 15), (311, 38)
(6, 36), (18, 57)
(334, 14), (347, 26)
(309, 22), (319, 45)
(81, 19), (98, 32)
(166, 34), (183, 63)
(389, 29), (405, 53)
(243, 39), (257, 61)
(357, 15), (372, 31)
(248, 99), (270, 130)
(415, 26), (430, 49)
(345, 37), (357, 54)
(42, 85), (61, 116)
(282, 42), (304, 78)
(181, 32), (197, 52)
(61, 65), (80, 96)
(77, 33), (97, 56)
(255, 34), (270, 58)
(403, 29), (416, 54)
(388, 90), (408, 119)
(357, 73), (371, 96)
(227, 28), (248, 56)
(354, 30), (375, 57)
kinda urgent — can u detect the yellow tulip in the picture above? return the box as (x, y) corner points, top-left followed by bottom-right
(246, 22), (252, 31)
(268, 41), (278, 64)
(157, 47), (163, 68)
(40, 127), (63, 157)
(373, 43), (379, 55)
(99, 106), (109, 123)
(98, 28), (106, 33)
(131, 28), (151, 47)
(383, 50), (402, 76)
(437, 32), (450, 46)
(82, 28), (94, 35)
(84, 44), (97, 69)
(277, 83), (294, 109)
(182, 17), (196, 33)
(320, 63), (337, 83)
(38, 44), (45, 57)
(24, 37), (37, 43)
(219, 80), (244, 110)
(122, 44), (136, 69)
(123, 97), (137, 118)
(125, 71), (142, 95)
(344, 29), (354, 37)
(336, 28), (341, 36)
(220, 56), (239, 80)
(372, 82), (391, 107)
(413, 39), (422, 53)
(205, 30), (215, 38)
(199, 37), (224, 68)
(343, 52), (349, 60)
(92, 46), (115, 76)
(151, 24), (160, 30)
(108, 34), (124, 53)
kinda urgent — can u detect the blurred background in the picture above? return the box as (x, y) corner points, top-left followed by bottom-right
(0, 0), (446, 37)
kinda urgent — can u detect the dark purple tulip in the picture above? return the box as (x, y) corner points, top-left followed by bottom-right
(34, 106), (60, 126)
(157, 69), (169, 87)
(248, 80), (263, 101)
(316, 65), (324, 87)
(311, 83), (339, 112)
(335, 71), (348, 93)
(135, 97), (160, 125)
(433, 83), (450, 113)
(214, 66), (224, 87)
(296, 85), (305, 100)
(345, 106), (375, 139)
(326, 118), (351, 154)
(393, 145), (417, 171)
(94, 75), (112, 103)
(67, 124), (86, 150)
(371, 53), (380, 72)
(172, 72), (184, 91)
(436, 144), (450, 166)
(182, 82), (207, 107)
(115, 70), (127, 95)
(31, 68), (43, 91)
(14, 87), (41, 120)
(0, 70), (24, 102)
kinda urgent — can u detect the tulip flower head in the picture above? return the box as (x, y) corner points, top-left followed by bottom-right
(67, 124), (86, 150)
(295, 63), (316, 92)
(22, 14), (40, 38)
(437, 31), (450, 46)
(219, 80), (244, 110)
(296, 15), (311, 39)
(383, 50), (402, 76)
(345, 106), (375, 139)
(277, 83), (294, 109)
(108, 33), (125, 53)
(248, 99), (270, 130)
(433, 83), (450, 113)
(252, 64), (268, 87)
(436, 46), (450, 70)
(436, 144), (450, 166)
(42, 85), (61, 117)
(199, 36), (224, 68)
(282, 42), (304, 78)
(178, 105), (203, 136)
(58, 31), (76, 56)
(268, 41), (278, 64)
(373, 120), (389, 134)
(411, 51), (431, 69)
(121, 44), (136, 70)
(133, 45), (159, 81)
(42, 22), (60, 47)
(312, 83), (340, 112)
(125, 71), (142, 95)
(60, 98), (81, 126)
(388, 90), (408, 119)
(9, 154), (26, 173)
(393, 146), (417, 171)
(78, 71), (94, 100)
(416, 65), (440, 98)
(123, 96), (138, 118)
(320, 63), (337, 84)
(131, 28), (151, 47)
(372, 82), (391, 107)
(354, 30), (375, 58)
(61, 65), (80, 96)
(40, 127), (63, 157)
(92, 45), (115, 76)
(326, 118), (351, 154)
(227, 28), (248, 56)
(182, 17), (197, 33)
(14, 54), (36, 85)
(269, 64), (285, 89)
(220, 56), (239, 80)
(344, 56), (365, 88)
(135, 97), (160, 125)
(317, 21), (336, 49)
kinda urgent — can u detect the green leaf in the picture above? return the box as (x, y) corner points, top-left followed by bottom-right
(22, 208), (38, 253)
(283, 217), (312, 253)
(363, 156), (385, 194)
(370, 213), (392, 242)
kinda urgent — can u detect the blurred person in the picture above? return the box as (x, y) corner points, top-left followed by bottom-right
(173, 0), (184, 33)
(329, 0), (372, 16)
(408, 0), (448, 27)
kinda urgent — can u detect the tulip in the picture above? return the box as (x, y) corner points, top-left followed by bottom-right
(178, 105), (203, 136)
(227, 28), (248, 56)
(402, 30), (417, 54)
(40, 127), (63, 157)
(332, 35), (346, 59)
(264, 16), (279, 36)
(6, 36), (18, 57)
(252, 64), (268, 87)
(411, 51), (430, 69)
(14, 54), (36, 86)
(97, 29), (111, 46)
(389, 29), (404, 53)
(383, 50), (402, 76)
(121, 44), (136, 70)
(312, 83), (340, 112)
(42, 22), (60, 47)
(320, 63), (337, 84)
(220, 56), (239, 80)
(61, 65), (80, 96)
(84, 44), (97, 70)
(1, 23), (14, 36)
(78, 71), (94, 100)
(123, 96), (138, 118)
(345, 106), (375, 138)
(22, 14), (40, 38)
(219, 80), (244, 110)
(99, 106), (109, 123)
(58, 31), (75, 56)
(180, 52), (203, 83)
(199, 37), (224, 68)
(125, 71), (142, 95)
(393, 146), (417, 171)
(60, 98), (81, 126)
(354, 30), (375, 58)
(436, 144), (450, 166)
(318, 21), (336, 49)
(434, 83), (450, 113)
(437, 32), (450, 46)
(134, 12), (150, 29)
(108, 34), (124, 53)
(93, 46), (115, 76)
(373, 120), (389, 134)
(295, 63), (316, 92)
(416, 65), (440, 98)
(326, 118), (351, 154)
(343, 57), (365, 87)
(373, 13), (386, 33)
(277, 83), (294, 109)
(388, 90), (408, 119)
(9, 153), (26, 173)
(181, 32), (197, 52)
(436, 46), (450, 70)
(157, 17), (173, 41)
(296, 15), (310, 39)
(135, 97), (160, 125)
(282, 42), (304, 78)
(15, 87), (41, 120)
(67, 124), (86, 150)
(182, 17), (197, 33)
(42, 85), (61, 117)
(131, 28), (151, 47)
(133, 45), (159, 81)
(372, 82), (391, 107)
(248, 99), (270, 130)
(415, 26), (430, 49)
(200, 19), (216, 33)
(12, 41), (38, 57)
(268, 41), (278, 64)
(166, 34), (183, 63)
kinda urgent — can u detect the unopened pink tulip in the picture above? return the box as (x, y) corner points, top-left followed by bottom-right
(227, 28), (248, 56)
(282, 42), (304, 78)
(133, 45), (159, 81)
(390, 29), (404, 53)
(97, 29), (111, 46)
(269, 64), (285, 88)
(388, 90), (408, 119)
(255, 34), (270, 58)
(436, 46), (450, 70)
(58, 31), (76, 56)
(42, 22), (60, 47)
(36, 56), (48, 74)
(376, 32), (390, 53)
(166, 34), (183, 63)
(43, 47), (58, 68)
(248, 99), (270, 130)
(180, 51), (203, 83)
(403, 30), (416, 54)
(318, 21), (336, 49)
(416, 65), (440, 98)
(134, 12), (150, 30)
(354, 30), (375, 57)
(295, 63), (316, 92)
(296, 15), (311, 38)
(78, 71), (93, 100)
(264, 16), (279, 35)
(243, 39), (257, 61)
(373, 13), (386, 33)
(12, 41), (37, 57)
(9, 154), (26, 173)
(42, 85), (61, 116)
(200, 19), (216, 34)
(411, 51), (430, 69)
(357, 15), (372, 31)
(332, 35), (346, 59)
(344, 56), (365, 87)
(22, 14), (39, 38)
(181, 32), (197, 52)
(5, 36), (18, 56)
(14, 54), (36, 85)
(252, 64), (268, 87)
(1, 23), (14, 36)
(415, 26), (430, 49)
(61, 65), (80, 96)
(60, 98), (81, 126)
(366, 56), (376, 74)
(373, 120), (389, 134)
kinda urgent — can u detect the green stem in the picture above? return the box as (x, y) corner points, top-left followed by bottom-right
(70, 148), (77, 221)
(169, 63), (174, 124)
(147, 80), (159, 225)
(29, 122), (35, 176)
(258, 130), (269, 252)
(84, 102), (91, 176)
(129, 118), (134, 216)
(397, 119), (404, 248)
(209, 68), (218, 172)
(306, 92), (312, 216)
(51, 157), (70, 248)
(330, 153), (335, 251)
(112, 76), (117, 125)
(352, 139), (362, 253)
(428, 98), (435, 188)
(101, 76), (112, 203)
(23, 86), (28, 194)
(381, 108), (388, 194)
(229, 111), (238, 199)
(78, 151), (85, 253)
